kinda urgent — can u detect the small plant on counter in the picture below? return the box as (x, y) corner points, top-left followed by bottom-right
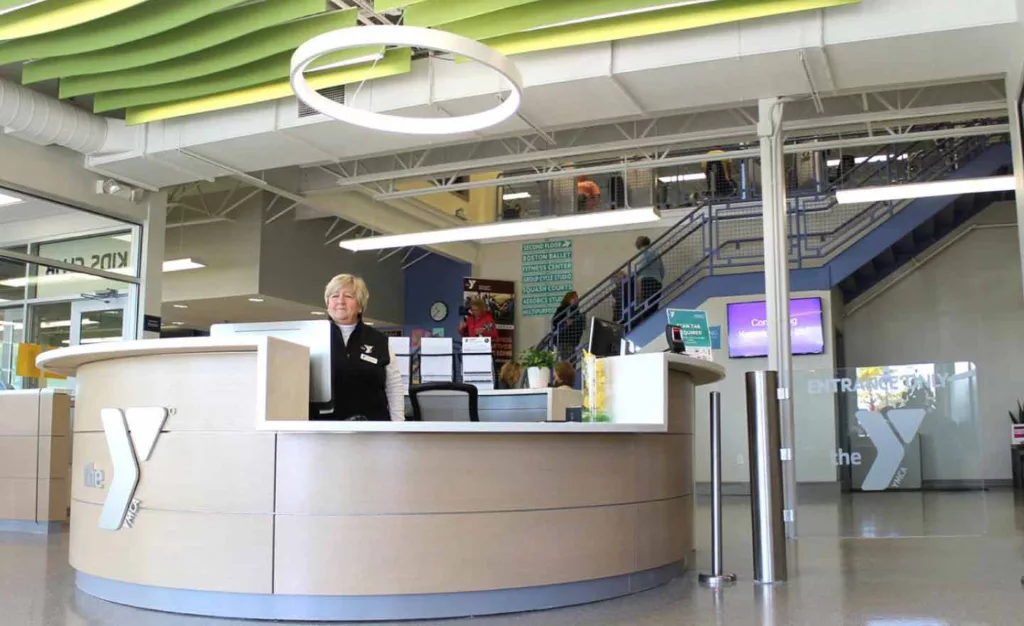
(518, 347), (556, 370)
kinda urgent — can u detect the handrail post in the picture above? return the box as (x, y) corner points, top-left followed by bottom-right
(699, 391), (736, 588)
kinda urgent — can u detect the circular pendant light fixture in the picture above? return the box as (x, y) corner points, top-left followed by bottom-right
(290, 25), (524, 135)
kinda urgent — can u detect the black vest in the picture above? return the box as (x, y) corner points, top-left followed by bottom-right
(320, 322), (392, 421)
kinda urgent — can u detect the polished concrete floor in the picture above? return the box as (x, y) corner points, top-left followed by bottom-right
(4, 490), (1024, 625)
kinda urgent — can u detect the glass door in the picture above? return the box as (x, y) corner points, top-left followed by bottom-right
(71, 296), (130, 347)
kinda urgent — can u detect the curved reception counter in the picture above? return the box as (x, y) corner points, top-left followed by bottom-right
(38, 338), (724, 622)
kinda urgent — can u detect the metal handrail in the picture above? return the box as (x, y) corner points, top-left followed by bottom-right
(537, 134), (1003, 363)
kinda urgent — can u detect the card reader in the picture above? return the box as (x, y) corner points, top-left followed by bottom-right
(665, 324), (686, 354)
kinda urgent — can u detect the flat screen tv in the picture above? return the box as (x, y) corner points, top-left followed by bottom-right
(726, 297), (824, 358)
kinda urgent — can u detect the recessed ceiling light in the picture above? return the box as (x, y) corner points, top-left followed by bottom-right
(163, 258), (206, 273)
(248, 298), (265, 303)
(340, 207), (661, 250)
(172, 304), (189, 309)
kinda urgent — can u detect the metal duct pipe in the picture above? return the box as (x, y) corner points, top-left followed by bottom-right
(0, 77), (133, 155)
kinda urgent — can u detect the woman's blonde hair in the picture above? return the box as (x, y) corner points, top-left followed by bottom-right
(324, 274), (370, 311)
(499, 361), (522, 388)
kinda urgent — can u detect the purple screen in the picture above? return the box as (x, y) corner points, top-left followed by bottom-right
(727, 298), (824, 358)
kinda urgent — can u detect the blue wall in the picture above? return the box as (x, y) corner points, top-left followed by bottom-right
(403, 252), (472, 338)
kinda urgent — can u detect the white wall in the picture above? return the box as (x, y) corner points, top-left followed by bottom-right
(844, 203), (1021, 481)
(162, 200), (262, 303)
(694, 290), (839, 484)
(474, 225), (670, 352)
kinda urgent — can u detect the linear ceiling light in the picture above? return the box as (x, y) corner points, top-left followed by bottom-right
(524, 0), (718, 32)
(835, 176), (1015, 205)
(502, 192), (531, 200)
(308, 51), (385, 73)
(826, 154), (908, 167)
(659, 173), (706, 183)
(291, 25), (523, 135)
(162, 258), (206, 272)
(340, 208), (661, 251)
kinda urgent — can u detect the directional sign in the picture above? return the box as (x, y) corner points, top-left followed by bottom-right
(521, 240), (573, 316)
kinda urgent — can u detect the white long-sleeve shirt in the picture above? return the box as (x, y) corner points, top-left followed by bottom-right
(338, 323), (405, 421)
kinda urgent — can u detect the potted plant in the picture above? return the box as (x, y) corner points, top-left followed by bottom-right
(519, 347), (555, 389)
(1010, 400), (1024, 446)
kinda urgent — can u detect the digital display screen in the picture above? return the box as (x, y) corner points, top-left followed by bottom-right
(726, 297), (824, 358)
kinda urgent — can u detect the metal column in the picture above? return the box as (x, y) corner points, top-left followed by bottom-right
(757, 97), (797, 537)
(745, 371), (787, 584)
(699, 391), (735, 587)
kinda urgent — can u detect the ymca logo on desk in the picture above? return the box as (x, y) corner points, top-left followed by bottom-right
(90, 407), (168, 531)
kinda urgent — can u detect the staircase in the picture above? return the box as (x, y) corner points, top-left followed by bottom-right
(537, 134), (1012, 364)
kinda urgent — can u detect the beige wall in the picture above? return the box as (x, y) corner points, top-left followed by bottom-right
(474, 225), (671, 352)
(0, 390), (71, 523)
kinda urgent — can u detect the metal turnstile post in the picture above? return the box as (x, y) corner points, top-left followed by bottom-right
(700, 391), (736, 587)
(745, 371), (787, 584)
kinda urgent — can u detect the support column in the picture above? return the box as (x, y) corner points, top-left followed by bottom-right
(757, 98), (796, 538)
(138, 192), (166, 339)
(1005, 74), (1024, 299)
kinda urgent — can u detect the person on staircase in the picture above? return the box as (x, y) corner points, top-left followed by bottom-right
(552, 291), (585, 361)
(634, 236), (664, 326)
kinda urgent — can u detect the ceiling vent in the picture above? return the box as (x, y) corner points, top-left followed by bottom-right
(298, 84), (345, 118)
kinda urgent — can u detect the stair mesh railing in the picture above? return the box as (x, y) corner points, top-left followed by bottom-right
(538, 134), (1001, 366)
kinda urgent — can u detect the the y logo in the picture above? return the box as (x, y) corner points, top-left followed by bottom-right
(98, 407), (168, 530)
(854, 408), (926, 491)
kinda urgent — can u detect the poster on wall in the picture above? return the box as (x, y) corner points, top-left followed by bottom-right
(461, 278), (516, 368)
(666, 309), (713, 362)
(521, 240), (573, 317)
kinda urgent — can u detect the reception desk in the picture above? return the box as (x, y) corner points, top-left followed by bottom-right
(38, 338), (724, 621)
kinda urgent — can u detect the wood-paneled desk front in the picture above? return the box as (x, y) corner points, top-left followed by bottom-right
(38, 338), (724, 622)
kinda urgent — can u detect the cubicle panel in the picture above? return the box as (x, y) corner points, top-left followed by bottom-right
(274, 503), (641, 596)
(0, 435), (37, 478)
(74, 353), (259, 432)
(0, 478), (36, 520)
(70, 500), (273, 594)
(36, 479), (67, 522)
(71, 432), (275, 515)
(0, 391), (41, 436)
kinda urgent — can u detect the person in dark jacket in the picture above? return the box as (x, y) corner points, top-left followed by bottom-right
(552, 291), (584, 361)
(321, 273), (404, 421)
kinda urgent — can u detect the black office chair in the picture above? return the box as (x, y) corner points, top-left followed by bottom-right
(408, 382), (479, 422)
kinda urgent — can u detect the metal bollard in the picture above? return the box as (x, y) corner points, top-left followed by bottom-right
(700, 391), (736, 587)
(745, 371), (787, 584)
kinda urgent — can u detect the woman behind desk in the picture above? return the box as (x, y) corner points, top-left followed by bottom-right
(321, 273), (404, 421)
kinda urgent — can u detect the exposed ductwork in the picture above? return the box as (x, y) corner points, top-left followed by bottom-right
(0, 77), (135, 156)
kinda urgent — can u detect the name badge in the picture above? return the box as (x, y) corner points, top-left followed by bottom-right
(360, 353), (379, 365)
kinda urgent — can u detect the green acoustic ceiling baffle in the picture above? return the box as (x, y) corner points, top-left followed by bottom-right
(61, 9), (359, 99)
(403, 0), (543, 27)
(375, 0), (429, 12)
(0, 0), (148, 40)
(125, 48), (413, 125)
(22, 0), (330, 84)
(93, 44), (384, 112)
(0, 0), (246, 66)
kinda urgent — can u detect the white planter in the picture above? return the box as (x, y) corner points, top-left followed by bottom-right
(527, 366), (551, 389)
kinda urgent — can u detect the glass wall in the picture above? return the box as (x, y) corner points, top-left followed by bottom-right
(0, 187), (141, 390)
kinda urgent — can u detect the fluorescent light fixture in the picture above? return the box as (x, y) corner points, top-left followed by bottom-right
(171, 321), (185, 326)
(40, 319), (99, 329)
(308, 52), (385, 73)
(311, 311), (326, 316)
(503, 192), (531, 200)
(658, 173), (706, 183)
(826, 154), (909, 167)
(111, 234), (133, 243)
(526, 0), (716, 31)
(249, 297), (265, 303)
(162, 258), (205, 272)
(835, 176), (1015, 205)
(340, 207), (661, 251)
(172, 304), (188, 309)
(0, 192), (24, 206)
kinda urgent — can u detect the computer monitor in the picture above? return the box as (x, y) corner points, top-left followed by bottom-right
(587, 317), (624, 358)
(210, 320), (332, 404)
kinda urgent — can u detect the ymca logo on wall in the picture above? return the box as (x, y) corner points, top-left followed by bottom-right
(854, 408), (926, 491)
(93, 407), (168, 530)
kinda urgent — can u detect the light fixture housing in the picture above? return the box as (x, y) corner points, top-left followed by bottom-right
(835, 176), (1015, 205)
(290, 25), (523, 135)
(340, 208), (661, 251)
(658, 173), (707, 183)
(162, 258), (206, 273)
